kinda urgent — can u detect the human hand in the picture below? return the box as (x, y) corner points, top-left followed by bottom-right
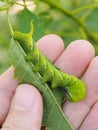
(0, 34), (97, 130)
(0, 67), (43, 130)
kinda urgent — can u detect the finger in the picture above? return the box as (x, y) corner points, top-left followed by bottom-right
(79, 101), (98, 130)
(63, 56), (98, 129)
(79, 56), (98, 129)
(81, 57), (98, 107)
(55, 40), (94, 77)
(54, 40), (95, 129)
(37, 34), (64, 63)
(2, 84), (43, 130)
(0, 67), (18, 124)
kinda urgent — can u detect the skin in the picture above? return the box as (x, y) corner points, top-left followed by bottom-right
(0, 34), (98, 130)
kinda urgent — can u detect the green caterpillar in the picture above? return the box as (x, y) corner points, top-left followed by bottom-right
(12, 23), (86, 102)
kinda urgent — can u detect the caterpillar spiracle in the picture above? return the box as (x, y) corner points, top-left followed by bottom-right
(12, 23), (86, 102)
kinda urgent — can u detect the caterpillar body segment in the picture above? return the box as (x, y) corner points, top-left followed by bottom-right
(12, 25), (86, 102)
(66, 79), (86, 102)
(26, 46), (73, 87)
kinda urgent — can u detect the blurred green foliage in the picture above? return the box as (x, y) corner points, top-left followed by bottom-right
(0, 14), (10, 74)
(0, 0), (98, 74)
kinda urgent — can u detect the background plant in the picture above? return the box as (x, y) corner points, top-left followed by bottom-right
(0, 0), (98, 74)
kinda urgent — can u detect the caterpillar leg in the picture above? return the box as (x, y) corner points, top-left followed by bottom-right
(41, 67), (53, 83)
(41, 73), (51, 83)
(51, 69), (64, 88)
(63, 88), (73, 101)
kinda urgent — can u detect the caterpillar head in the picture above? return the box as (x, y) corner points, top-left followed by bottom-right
(66, 79), (86, 102)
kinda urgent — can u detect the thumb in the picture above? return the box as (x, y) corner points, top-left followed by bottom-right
(1, 84), (43, 130)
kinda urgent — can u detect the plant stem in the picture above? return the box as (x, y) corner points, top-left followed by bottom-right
(14, 2), (25, 7)
(0, 4), (8, 11)
(5, 0), (13, 34)
(72, 4), (97, 14)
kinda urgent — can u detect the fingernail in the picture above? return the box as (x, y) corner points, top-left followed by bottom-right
(12, 85), (36, 110)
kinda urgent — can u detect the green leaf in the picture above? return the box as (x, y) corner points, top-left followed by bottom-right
(84, 7), (98, 33)
(9, 38), (74, 130)
(83, 7), (98, 51)
(15, 8), (44, 42)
